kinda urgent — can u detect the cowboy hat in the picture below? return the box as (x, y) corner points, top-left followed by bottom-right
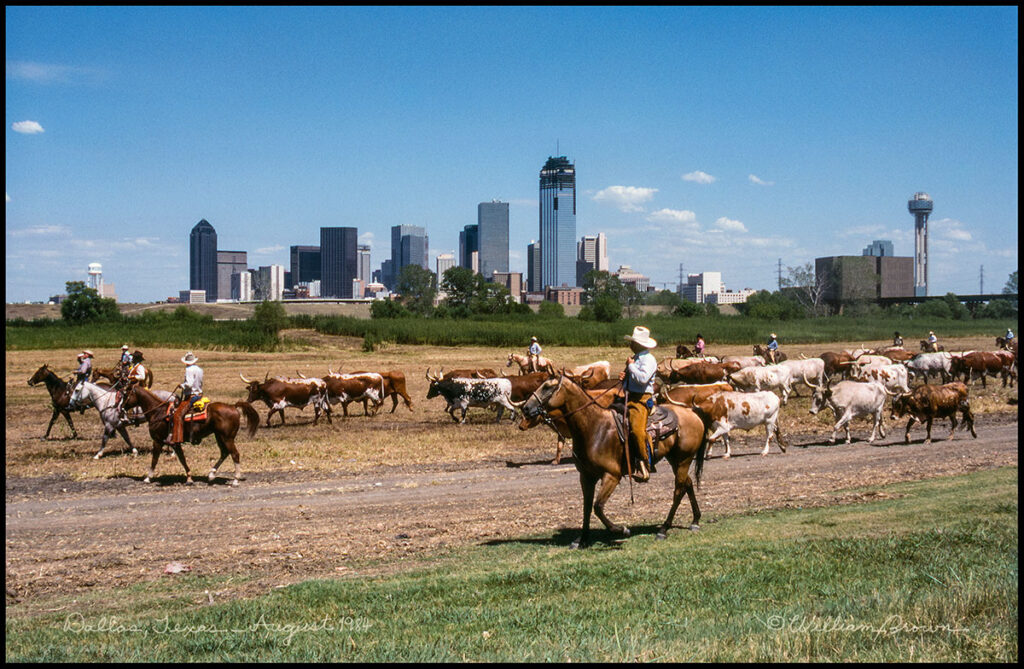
(121, 344), (130, 350)
(81, 350), (94, 358)
(132, 350), (145, 362)
(530, 336), (538, 341)
(181, 352), (199, 365)
(770, 333), (777, 339)
(624, 326), (657, 349)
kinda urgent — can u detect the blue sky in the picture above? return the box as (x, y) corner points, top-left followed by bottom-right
(6, 6), (1019, 303)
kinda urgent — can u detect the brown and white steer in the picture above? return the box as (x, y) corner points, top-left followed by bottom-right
(727, 364), (794, 404)
(889, 382), (977, 444)
(848, 363), (911, 395)
(322, 372), (386, 417)
(693, 390), (786, 459)
(950, 351), (1015, 388)
(351, 370), (414, 413)
(240, 374), (330, 427)
(658, 382), (734, 408)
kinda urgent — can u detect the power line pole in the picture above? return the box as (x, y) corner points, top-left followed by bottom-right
(677, 263), (684, 295)
(777, 258), (783, 290)
(979, 265), (984, 294)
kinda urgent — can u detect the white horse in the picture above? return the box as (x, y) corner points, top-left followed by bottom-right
(69, 381), (175, 459)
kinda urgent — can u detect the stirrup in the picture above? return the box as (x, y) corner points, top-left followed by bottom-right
(632, 460), (650, 483)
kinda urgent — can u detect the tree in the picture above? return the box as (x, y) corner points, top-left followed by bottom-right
(779, 262), (831, 317)
(440, 266), (480, 313)
(592, 294), (622, 322)
(537, 301), (565, 318)
(1003, 270), (1018, 295)
(673, 300), (703, 317)
(60, 281), (120, 323)
(394, 264), (436, 317)
(253, 300), (288, 334)
(742, 290), (804, 320)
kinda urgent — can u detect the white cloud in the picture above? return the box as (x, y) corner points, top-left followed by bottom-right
(682, 170), (716, 184)
(12, 120), (44, 134)
(749, 174), (774, 186)
(712, 217), (748, 233)
(8, 224), (71, 237)
(646, 208), (697, 224)
(6, 61), (106, 85)
(931, 217), (972, 242)
(358, 231), (375, 244)
(253, 245), (285, 255)
(592, 185), (658, 212)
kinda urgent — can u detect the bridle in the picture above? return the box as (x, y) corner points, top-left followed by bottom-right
(520, 374), (622, 423)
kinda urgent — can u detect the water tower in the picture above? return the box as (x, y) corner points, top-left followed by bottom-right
(908, 192), (933, 297)
(87, 263), (104, 293)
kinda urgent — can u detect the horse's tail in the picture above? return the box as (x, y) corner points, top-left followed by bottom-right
(235, 401), (260, 438)
(689, 404), (714, 487)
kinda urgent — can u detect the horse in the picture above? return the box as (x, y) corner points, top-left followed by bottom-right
(121, 384), (259, 486)
(507, 352), (555, 375)
(69, 381), (175, 459)
(27, 364), (89, 439)
(93, 363), (153, 388)
(518, 374), (710, 547)
(675, 344), (696, 359)
(752, 344), (787, 363)
(920, 340), (944, 352)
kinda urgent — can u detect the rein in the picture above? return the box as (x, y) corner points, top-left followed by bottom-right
(524, 376), (621, 422)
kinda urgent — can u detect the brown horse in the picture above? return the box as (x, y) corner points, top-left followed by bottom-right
(27, 364), (88, 439)
(92, 363), (153, 388)
(121, 384), (259, 486)
(752, 344), (787, 363)
(518, 375), (710, 547)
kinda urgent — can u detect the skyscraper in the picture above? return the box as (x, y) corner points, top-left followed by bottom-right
(217, 250), (247, 302)
(357, 245), (372, 283)
(477, 200), (509, 280)
(386, 224), (429, 288)
(189, 219), (218, 301)
(539, 156), (577, 288)
(576, 233), (608, 285)
(290, 245), (321, 288)
(459, 224), (479, 272)
(527, 240), (542, 292)
(320, 227), (358, 298)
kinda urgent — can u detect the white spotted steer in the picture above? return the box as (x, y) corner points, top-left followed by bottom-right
(693, 390), (787, 459)
(807, 378), (893, 444)
(727, 364), (794, 405)
(425, 371), (517, 424)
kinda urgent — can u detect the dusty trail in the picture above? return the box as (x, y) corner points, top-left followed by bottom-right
(6, 417), (1017, 606)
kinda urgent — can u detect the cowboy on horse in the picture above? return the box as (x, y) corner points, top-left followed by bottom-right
(619, 325), (659, 483)
(165, 351), (205, 447)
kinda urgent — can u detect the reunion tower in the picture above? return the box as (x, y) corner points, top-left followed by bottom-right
(908, 192), (933, 297)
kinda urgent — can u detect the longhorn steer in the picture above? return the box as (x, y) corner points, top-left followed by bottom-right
(658, 382), (734, 408)
(322, 372), (385, 417)
(848, 363), (911, 395)
(780, 357), (826, 396)
(694, 390), (786, 459)
(660, 360), (740, 385)
(425, 373), (516, 424)
(890, 382), (977, 444)
(562, 361), (611, 388)
(950, 351), (1015, 388)
(727, 364), (794, 404)
(819, 351), (856, 380)
(904, 352), (953, 383)
(807, 380), (892, 444)
(241, 374), (330, 426)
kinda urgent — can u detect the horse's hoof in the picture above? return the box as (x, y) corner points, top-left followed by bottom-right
(143, 476), (151, 484)
(620, 527), (631, 538)
(688, 524), (700, 532)
(230, 480), (239, 487)
(655, 532), (667, 541)
(184, 478), (194, 486)
(93, 454), (100, 460)
(131, 449), (139, 457)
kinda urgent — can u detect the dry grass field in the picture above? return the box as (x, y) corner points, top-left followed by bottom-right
(6, 333), (1018, 611)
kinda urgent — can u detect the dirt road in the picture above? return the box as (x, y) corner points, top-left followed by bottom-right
(6, 414), (1017, 607)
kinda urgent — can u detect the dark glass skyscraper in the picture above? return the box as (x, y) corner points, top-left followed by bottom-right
(320, 227), (358, 298)
(459, 224), (479, 271)
(539, 156), (576, 288)
(477, 200), (509, 280)
(190, 219), (218, 301)
(385, 225), (428, 288)
(290, 245), (322, 288)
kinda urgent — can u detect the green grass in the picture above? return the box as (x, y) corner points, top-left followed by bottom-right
(6, 468), (1017, 662)
(311, 313), (1014, 348)
(5, 318), (279, 352)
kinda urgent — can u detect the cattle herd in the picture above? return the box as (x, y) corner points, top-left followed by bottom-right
(26, 338), (1018, 486)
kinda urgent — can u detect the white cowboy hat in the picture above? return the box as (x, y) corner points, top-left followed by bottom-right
(181, 352), (199, 365)
(530, 336), (538, 341)
(624, 326), (657, 349)
(81, 350), (94, 358)
(770, 333), (777, 339)
(121, 344), (130, 350)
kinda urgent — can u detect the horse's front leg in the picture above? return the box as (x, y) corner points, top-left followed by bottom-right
(117, 424), (138, 456)
(143, 438), (162, 483)
(572, 472), (599, 549)
(592, 472), (629, 539)
(171, 444), (193, 484)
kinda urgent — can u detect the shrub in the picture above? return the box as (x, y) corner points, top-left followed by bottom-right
(537, 301), (565, 318)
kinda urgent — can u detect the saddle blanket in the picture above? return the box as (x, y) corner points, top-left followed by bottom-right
(165, 396), (210, 423)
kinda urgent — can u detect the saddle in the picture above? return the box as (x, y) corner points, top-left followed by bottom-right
(609, 402), (679, 445)
(165, 396), (211, 423)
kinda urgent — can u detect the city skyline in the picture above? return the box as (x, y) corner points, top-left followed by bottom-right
(6, 7), (1018, 303)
